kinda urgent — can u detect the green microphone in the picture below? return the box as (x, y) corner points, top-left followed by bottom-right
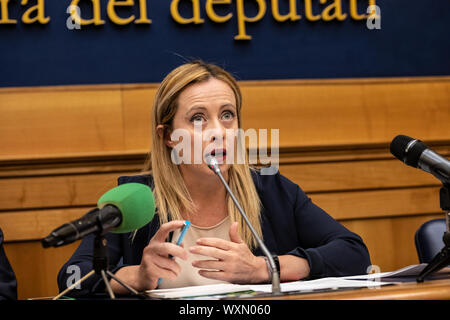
(42, 183), (155, 248)
(97, 183), (155, 233)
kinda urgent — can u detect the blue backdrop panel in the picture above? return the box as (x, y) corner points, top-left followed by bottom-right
(0, 0), (449, 87)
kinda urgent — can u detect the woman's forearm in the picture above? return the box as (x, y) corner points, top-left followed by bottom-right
(279, 255), (310, 281)
(110, 265), (142, 294)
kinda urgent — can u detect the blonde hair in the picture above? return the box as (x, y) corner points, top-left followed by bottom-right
(143, 61), (262, 249)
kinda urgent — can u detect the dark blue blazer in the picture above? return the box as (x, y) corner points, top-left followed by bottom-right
(58, 170), (371, 296)
(0, 228), (17, 300)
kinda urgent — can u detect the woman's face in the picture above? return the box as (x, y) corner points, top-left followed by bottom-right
(167, 77), (239, 177)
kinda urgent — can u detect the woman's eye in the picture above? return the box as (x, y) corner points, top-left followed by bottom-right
(191, 114), (205, 123)
(221, 111), (234, 121)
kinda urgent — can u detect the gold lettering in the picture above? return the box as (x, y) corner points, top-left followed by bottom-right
(107, 0), (134, 25)
(0, 0), (17, 24)
(135, 0), (151, 24)
(170, 0), (204, 24)
(235, 0), (266, 40)
(206, 0), (232, 23)
(304, 0), (320, 21)
(350, 0), (377, 20)
(21, 0), (49, 24)
(70, 0), (105, 26)
(320, 0), (347, 21)
(349, 0), (364, 20)
(271, 0), (300, 22)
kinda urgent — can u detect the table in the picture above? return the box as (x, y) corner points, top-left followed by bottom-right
(252, 278), (450, 300)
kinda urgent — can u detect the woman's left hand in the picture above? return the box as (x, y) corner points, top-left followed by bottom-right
(189, 222), (269, 284)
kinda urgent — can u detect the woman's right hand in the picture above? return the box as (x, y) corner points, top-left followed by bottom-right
(111, 220), (188, 293)
(137, 220), (188, 290)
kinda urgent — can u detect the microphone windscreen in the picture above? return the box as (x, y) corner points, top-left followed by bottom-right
(97, 183), (155, 233)
(390, 134), (427, 168)
(390, 135), (413, 160)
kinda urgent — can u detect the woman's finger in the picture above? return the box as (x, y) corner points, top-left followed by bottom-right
(191, 259), (223, 271)
(189, 245), (227, 260)
(154, 242), (188, 260)
(152, 220), (186, 243)
(196, 237), (233, 251)
(152, 254), (182, 275)
(197, 270), (227, 281)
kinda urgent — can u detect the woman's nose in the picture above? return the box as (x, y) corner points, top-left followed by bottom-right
(207, 120), (226, 142)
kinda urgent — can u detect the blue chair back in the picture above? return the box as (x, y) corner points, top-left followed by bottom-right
(415, 218), (446, 263)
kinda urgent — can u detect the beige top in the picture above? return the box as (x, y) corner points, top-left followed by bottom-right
(158, 217), (232, 289)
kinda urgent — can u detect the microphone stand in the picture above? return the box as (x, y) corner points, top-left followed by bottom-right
(52, 216), (144, 300)
(417, 184), (450, 282)
(207, 157), (281, 295)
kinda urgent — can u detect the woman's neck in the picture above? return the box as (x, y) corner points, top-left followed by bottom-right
(180, 166), (229, 227)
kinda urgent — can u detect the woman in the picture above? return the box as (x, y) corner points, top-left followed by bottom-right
(58, 61), (371, 296)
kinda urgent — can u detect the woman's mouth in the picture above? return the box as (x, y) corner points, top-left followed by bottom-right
(208, 149), (227, 162)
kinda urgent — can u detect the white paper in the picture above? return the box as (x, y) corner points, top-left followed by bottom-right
(144, 264), (450, 299)
(146, 283), (252, 299)
(248, 277), (392, 293)
(146, 278), (393, 299)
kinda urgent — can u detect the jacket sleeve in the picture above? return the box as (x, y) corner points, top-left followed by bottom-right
(0, 228), (17, 300)
(286, 185), (372, 279)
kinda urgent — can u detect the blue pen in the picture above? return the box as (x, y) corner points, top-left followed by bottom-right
(157, 220), (191, 286)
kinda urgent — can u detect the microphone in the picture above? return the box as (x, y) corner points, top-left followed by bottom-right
(41, 183), (155, 248)
(206, 155), (281, 294)
(390, 135), (450, 184)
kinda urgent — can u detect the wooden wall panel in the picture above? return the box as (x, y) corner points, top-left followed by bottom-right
(0, 173), (118, 211)
(0, 76), (449, 299)
(0, 208), (91, 242)
(310, 187), (441, 220)
(280, 157), (446, 192)
(121, 87), (155, 151)
(3, 241), (80, 300)
(0, 88), (125, 157)
(240, 78), (450, 148)
(1, 77), (449, 160)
